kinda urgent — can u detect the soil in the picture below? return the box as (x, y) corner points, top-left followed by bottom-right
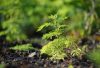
(0, 38), (99, 68)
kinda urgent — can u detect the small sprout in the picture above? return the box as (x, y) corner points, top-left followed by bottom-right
(38, 15), (86, 60)
(10, 44), (34, 51)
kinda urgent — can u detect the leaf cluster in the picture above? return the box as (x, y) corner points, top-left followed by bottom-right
(38, 15), (85, 60)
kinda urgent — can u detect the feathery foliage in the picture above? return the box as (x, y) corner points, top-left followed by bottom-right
(38, 15), (85, 60)
(10, 44), (34, 51)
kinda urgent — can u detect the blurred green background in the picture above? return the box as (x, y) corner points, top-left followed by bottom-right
(0, 0), (100, 41)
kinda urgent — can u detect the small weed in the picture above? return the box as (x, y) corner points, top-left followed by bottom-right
(10, 44), (36, 51)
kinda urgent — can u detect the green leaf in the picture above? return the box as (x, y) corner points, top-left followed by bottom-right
(42, 31), (62, 39)
(37, 23), (52, 31)
(10, 44), (34, 51)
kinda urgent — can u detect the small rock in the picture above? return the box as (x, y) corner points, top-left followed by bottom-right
(28, 52), (36, 57)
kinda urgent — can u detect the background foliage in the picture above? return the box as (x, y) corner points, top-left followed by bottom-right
(0, 0), (100, 41)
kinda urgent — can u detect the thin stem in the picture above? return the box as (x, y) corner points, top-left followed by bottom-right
(84, 0), (95, 31)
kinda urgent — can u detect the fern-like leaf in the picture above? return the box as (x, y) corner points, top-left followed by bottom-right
(37, 23), (52, 31)
(41, 37), (67, 60)
(42, 31), (62, 39)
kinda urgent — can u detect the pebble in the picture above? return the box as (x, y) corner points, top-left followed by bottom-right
(28, 52), (36, 57)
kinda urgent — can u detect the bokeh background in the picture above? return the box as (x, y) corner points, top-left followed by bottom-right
(0, 0), (100, 41)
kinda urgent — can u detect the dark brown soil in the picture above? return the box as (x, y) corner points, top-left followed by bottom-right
(0, 38), (99, 68)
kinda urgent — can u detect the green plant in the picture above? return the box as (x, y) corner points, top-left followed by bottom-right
(41, 37), (67, 60)
(0, 0), (52, 41)
(0, 22), (27, 41)
(87, 49), (100, 67)
(38, 15), (85, 60)
(0, 64), (5, 68)
(10, 43), (35, 51)
(37, 0), (100, 60)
